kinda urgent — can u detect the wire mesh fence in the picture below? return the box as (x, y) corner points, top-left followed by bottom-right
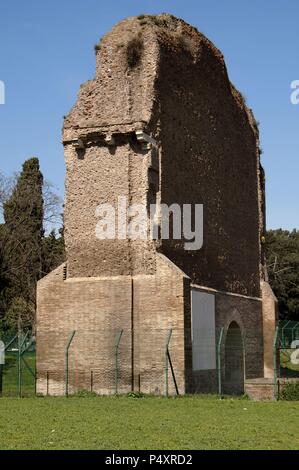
(0, 321), (298, 398)
(276, 321), (299, 381)
(0, 332), (36, 397)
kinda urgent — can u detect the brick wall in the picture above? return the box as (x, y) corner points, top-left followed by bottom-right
(36, 254), (191, 396)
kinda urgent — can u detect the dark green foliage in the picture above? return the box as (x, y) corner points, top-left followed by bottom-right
(0, 158), (65, 333)
(72, 390), (98, 398)
(151, 15), (168, 27)
(42, 229), (65, 277)
(139, 19), (148, 26)
(266, 229), (299, 320)
(1, 158), (43, 329)
(126, 35), (144, 68)
(177, 34), (193, 55)
(253, 118), (260, 134)
(94, 36), (104, 53)
(126, 391), (146, 398)
(0, 224), (10, 320)
(280, 381), (299, 400)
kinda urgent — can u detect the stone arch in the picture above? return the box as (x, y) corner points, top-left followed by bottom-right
(223, 320), (245, 395)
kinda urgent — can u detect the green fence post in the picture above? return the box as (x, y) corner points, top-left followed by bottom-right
(115, 330), (123, 394)
(65, 331), (76, 397)
(165, 329), (172, 397)
(2, 334), (15, 397)
(281, 321), (290, 348)
(17, 331), (21, 398)
(4, 334), (18, 352)
(273, 326), (279, 400)
(0, 364), (3, 396)
(18, 331), (29, 398)
(217, 328), (224, 397)
(0, 339), (5, 396)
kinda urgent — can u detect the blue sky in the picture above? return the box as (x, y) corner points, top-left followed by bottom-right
(0, 0), (298, 229)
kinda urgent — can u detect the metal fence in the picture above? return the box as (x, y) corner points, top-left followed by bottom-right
(0, 321), (298, 398)
(274, 320), (299, 398)
(0, 332), (36, 397)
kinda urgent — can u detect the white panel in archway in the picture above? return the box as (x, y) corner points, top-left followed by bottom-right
(191, 290), (216, 370)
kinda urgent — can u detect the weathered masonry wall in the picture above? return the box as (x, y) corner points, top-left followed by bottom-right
(36, 255), (191, 396)
(156, 33), (262, 297)
(37, 14), (276, 398)
(64, 140), (157, 278)
(191, 285), (264, 394)
(63, 15), (264, 296)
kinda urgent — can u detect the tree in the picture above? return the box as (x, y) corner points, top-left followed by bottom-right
(0, 160), (65, 333)
(266, 229), (299, 320)
(0, 224), (9, 313)
(2, 158), (44, 330)
(42, 228), (65, 276)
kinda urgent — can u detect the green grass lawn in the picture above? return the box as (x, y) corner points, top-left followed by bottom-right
(0, 395), (298, 450)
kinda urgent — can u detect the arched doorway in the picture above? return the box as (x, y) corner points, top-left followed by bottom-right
(224, 321), (244, 395)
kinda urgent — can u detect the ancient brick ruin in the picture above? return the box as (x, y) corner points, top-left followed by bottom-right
(36, 14), (277, 398)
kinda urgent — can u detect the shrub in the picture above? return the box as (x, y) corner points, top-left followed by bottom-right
(252, 118), (260, 133)
(239, 92), (247, 104)
(280, 381), (299, 401)
(126, 391), (146, 398)
(151, 15), (169, 28)
(177, 34), (193, 55)
(72, 390), (98, 398)
(126, 36), (144, 68)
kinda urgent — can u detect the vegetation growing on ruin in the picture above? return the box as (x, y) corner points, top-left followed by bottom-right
(94, 36), (104, 53)
(137, 13), (174, 29)
(176, 33), (193, 55)
(126, 35), (144, 68)
(253, 118), (260, 134)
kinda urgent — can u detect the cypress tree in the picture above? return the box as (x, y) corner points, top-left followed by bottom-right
(3, 157), (44, 329)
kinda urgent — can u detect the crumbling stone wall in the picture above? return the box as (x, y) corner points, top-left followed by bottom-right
(37, 14), (275, 397)
(63, 15), (265, 298)
(153, 20), (263, 297)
